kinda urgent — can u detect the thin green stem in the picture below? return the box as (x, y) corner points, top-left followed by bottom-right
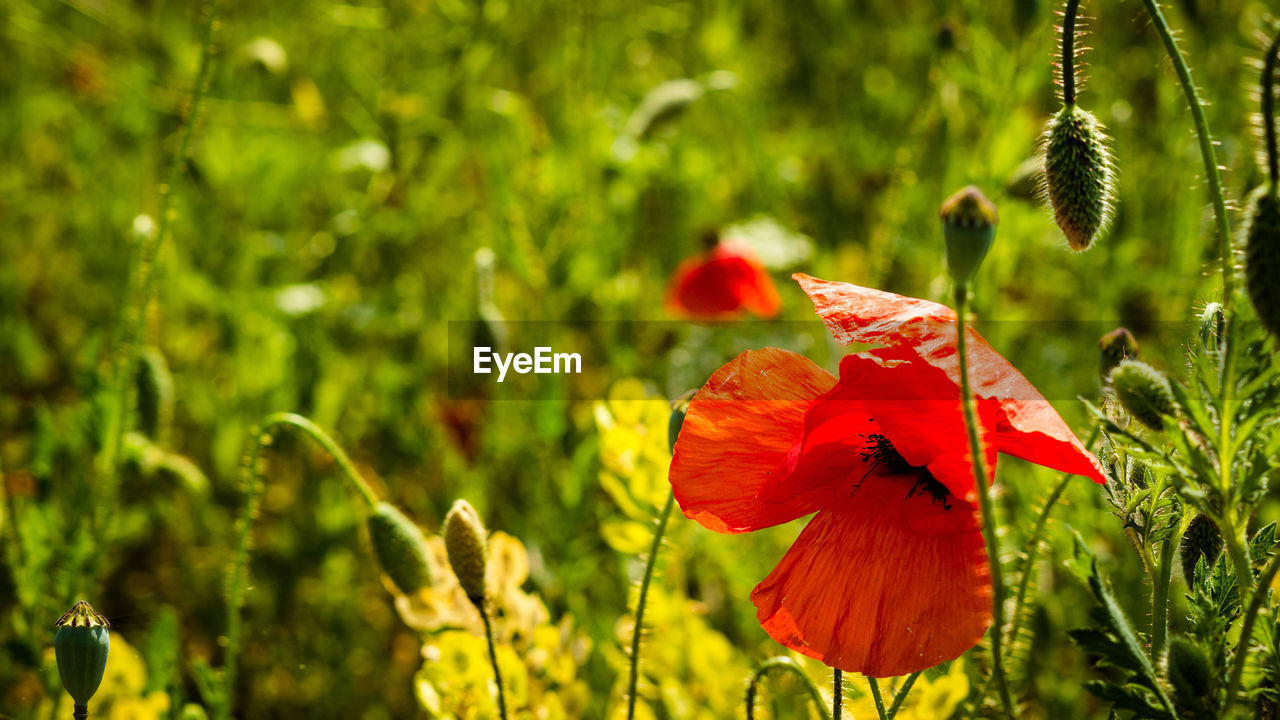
(887, 672), (921, 719)
(744, 658), (833, 720)
(834, 669), (844, 720)
(868, 676), (887, 720)
(1061, 0), (1081, 106)
(625, 489), (676, 720)
(1225, 547), (1280, 710)
(222, 413), (379, 720)
(1138, 0), (1235, 307)
(955, 286), (1018, 720)
(100, 0), (220, 488)
(481, 608), (509, 720)
(1151, 511), (1191, 661)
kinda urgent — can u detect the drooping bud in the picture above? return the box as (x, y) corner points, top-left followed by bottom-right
(443, 499), (489, 607)
(1245, 190), (1280, 338)
(940, 185), (998, 287)
(1042, 104), (1115, 251)
(1179, 513), (1222, 584)
(366, 502), (433, 595)
(1098, 327), (1139, 381)
(1166, 636), (1215, 718)
(54, 601), (110, 714)
(1109, 360), (1177, 431)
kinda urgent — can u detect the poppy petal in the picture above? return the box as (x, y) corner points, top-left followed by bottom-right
(751, 478), (991, 678)
(794, 274), (1105, 483)
(670, 348), (841, 533)
(667, 249), (781, 319)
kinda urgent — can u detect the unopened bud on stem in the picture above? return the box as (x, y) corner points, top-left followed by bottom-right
(940, 185), (998, 288)
(444, 499), (489, 608)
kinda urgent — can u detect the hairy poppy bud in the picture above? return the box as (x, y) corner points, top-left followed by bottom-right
(135, 347), (174, 444)
(1098, 327), (1138, 381)
(1109, 360), (1177, 431)
(55, 601), (110, 716)
(444, 500), (488, 606)
(1179, 513), (1222, 584)
(1245, 190), (1280, 338)
(366, 502), (433, 595)
(1042, 104), (1115, 251)
(1167, 636), (1214, 718)
(940, 185), (998, 287)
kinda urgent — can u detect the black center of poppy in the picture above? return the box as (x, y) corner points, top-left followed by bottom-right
(857, 433), (954, 510)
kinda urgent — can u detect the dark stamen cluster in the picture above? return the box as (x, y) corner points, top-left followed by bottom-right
(857, 433), (953, 510)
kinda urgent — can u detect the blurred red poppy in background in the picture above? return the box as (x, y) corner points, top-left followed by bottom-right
(669, 274), (1105, 677)
(665, 236), (781, 319)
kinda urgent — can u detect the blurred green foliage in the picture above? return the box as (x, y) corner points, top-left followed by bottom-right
(2, 0), (1278, 717)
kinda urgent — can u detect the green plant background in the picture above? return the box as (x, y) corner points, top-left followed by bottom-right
(1, 0), (1277, 717)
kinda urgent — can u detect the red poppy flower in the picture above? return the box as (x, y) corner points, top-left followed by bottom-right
(669, 275), (1105, 677)
(665, 239), (781, 319)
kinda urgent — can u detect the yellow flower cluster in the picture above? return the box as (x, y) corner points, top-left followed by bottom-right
(593, 379), (673, 553)
(842, 660), (969, 720)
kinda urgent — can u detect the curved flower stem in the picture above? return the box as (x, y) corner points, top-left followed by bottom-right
(744, 658), (833, 720)
(954, 286), (1017, 719)
(223, 413), (379, 720)
(1138, 0), (1234, 307)
(1263, 28), (1280, 195)
(868, 676), (887, 720)
(626, 489), (676, 720)
(887, 672), (921, 719)
(834, 669), (844, 720)
(1226, 547), (1280, 709)
(100, 0), (220, 490)
(481, 607), (509, 720)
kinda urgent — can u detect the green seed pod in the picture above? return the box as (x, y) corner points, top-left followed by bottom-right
(939, 185), (998, 287)
(1098, 327), (1139, 381)
(1109, 360), (1177, 431)
(366, 502), (433, 595)
(54, 601), (110, 714)
(444, 499), (489, 607)
(135, 347), (174, 444)
(1042, 104), (1115, 251)
(1167, 636), (1215, 719)
(1179, 513), (1222, 584)
(1245, 190), (1280, 338)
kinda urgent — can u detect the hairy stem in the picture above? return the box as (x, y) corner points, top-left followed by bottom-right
(1264, 28), (1280, 194)
(745, 658), (833, 720)
(481, 607), (509, 720)
(955, 286), (1018, 719)
(887, 672), (922, 719)
(868, 675), (887, 720)
(1061, 0), (1081, 106)
(1151, 510), (1191, 660)
(1138, 0), (1235, 306)
(626, 489), (676, 720)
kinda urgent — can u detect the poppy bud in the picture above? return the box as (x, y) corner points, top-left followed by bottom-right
(940, 185), (998, 287)
(1042, 104), (1115, 251)
(1098, 327), (1139, 381)
(1109, 360), (1177, 431)
(1179, 513), (1222, 584)
(135, 347), (174, 444)
(443, 499), (488, 607)
(1167, 637), (1214, 717)
(1245, 190), (1280, 338)
(366, 502), (433, 595)
(54, 601), (110, 716)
